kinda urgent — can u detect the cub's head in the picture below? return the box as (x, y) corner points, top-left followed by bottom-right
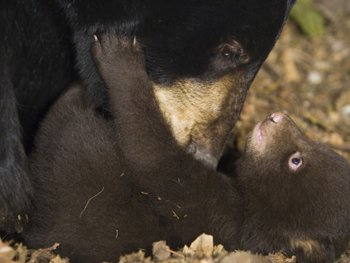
(238, 112), (350, 260)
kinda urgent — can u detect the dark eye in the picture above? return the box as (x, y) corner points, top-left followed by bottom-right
(221, 46), (239, 59)
(218, 41), (248, 64)
(288, 152), (303, 171)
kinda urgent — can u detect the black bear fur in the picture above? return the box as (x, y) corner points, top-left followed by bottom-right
(0, 0), (74, 232)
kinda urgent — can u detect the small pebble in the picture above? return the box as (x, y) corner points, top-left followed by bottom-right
(341, 104), (350, 123)
(332, 41), (346, 52)
(307, 71), (323, 85)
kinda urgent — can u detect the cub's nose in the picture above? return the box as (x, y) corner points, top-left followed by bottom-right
(269, 112), (285, 123)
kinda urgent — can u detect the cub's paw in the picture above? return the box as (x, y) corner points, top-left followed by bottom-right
(91, 34), (145, 75)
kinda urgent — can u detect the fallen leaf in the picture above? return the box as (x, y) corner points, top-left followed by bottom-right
(189, 234), (213, 258)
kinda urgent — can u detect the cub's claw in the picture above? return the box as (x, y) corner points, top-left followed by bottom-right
(91, 34), (145, 75)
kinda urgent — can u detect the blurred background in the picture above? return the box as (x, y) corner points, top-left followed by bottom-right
(233, 0), (350, 163)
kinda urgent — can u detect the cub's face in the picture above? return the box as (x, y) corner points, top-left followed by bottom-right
(138, 0), (295, 167)
(241, 112), (350, 205)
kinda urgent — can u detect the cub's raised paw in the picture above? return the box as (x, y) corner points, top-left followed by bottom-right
(91, 34), (144, 74)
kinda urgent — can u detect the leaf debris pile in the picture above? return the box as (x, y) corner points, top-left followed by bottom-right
(0, 235), (296, 263)
(0, 241), (68, 263)
(119, 234), (295, 263)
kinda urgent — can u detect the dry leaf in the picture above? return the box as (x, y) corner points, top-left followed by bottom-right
(119, 251), (151, 263)
(282, 49), (301, 83)
(50, 255), (70, 263)
(0, 242), (16, 263)
(27, 243), (60, 263)
(220, 251), (266, 263)
(152, 241), (171, 261)
(189, 234), (213, 258)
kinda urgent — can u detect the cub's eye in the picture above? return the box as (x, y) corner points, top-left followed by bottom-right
(288, 152), (303, 171)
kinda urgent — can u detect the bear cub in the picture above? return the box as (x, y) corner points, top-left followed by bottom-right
(24, 35), (350, 263)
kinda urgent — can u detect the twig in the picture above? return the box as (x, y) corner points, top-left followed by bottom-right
(329, 143), (350, 153)
(167, 248), (185, 258)
(80, 186), (105, 218)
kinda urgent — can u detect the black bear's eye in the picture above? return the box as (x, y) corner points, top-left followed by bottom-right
(218, 41), (248, 65)
(209, 40), (250, 75)
(221, 46), (239, 59)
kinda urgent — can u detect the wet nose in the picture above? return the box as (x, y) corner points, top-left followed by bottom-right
(194, 149), (219, 169)
(269, 112), (285, 123)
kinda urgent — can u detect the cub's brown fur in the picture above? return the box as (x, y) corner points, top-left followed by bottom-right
(237, 112), (350, 263)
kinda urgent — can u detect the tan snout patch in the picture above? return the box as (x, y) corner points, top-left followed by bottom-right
(153, 73), (247, 157)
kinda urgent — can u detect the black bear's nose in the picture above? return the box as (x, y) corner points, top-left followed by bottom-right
(188, 142), (218, 169)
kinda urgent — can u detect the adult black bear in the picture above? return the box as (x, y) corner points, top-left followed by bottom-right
(0, 0), (294, 232)
(24, 36), (350, 263)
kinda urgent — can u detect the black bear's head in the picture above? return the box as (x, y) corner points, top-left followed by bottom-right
(59, 0), (295, 168)
(237, 112), (350, 261)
